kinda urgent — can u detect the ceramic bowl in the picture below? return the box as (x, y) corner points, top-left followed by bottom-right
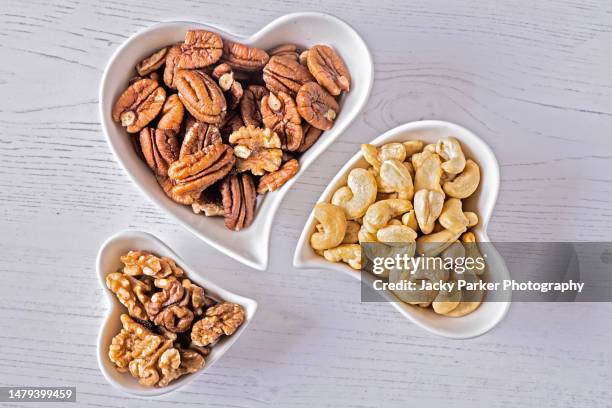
(96, 230), (258, 396)
(293, 120), (511, 339)
(99, 13), (373, 270)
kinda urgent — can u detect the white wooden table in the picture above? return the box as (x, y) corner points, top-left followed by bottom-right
(1, 1), (611, 406)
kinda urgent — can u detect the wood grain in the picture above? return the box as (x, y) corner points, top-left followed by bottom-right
(1, 0), (611, 406)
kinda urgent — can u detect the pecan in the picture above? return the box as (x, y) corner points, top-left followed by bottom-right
(269, 44), (300, 61)
(177, 30), (223, 69)
(219, 111), (244, 141)
(168, 143), (235, 196)
(261, 92), (303, 151)
(157, 94), (184, 133)
(220, 173), (256, 231)
(299, 50), (308, 66)
(106, 272), (152, 320)
(157, 175), (198, 205)
(191, 186), (224, 217)
(263, 55), (314, 97)
(307, 44), (351, 96)
(139, 128), (180, 177)
(191, 303), (245, 346)
(222, 39), (269, 71)
(239, 85), (268, 127)
(296, 82), (339, 130)
(149, 70), (161, 83)
(180, 116), (222, 158)
(136, 47), (168, 76)
(211, 63), (243, 110)
(296, 123), (323, 153)
(176, 69), (227, 124)
(257, 159), (299, 194)
(163, 44), (182, 89)
(112, 78), (166, 133)
(228, 125), (282, 175)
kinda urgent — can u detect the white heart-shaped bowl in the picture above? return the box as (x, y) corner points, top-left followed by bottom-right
(99, 13), (373, 270)
(96, 230), (258, 396)
(294, 120), (511, 339)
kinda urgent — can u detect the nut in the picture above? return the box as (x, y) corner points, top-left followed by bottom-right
(222, 40), (269, 71)
(306, 44), (351, 96)
(220, 111), (245, 140)
(442, 159), (480, 199)
(112, 78), (166, 133)
(139, 128), (180, 177)
(220, 173), (257, 231)
(331, 168), (377, 220)
(403, 140), (424, 157)
(296, 124), (323, 153)
(163, 44), (182, 89)
(323, 244), (361, 269)
(412, 150), (444, 193)
(240, 85), (268, 127)
(379, 159), (414, 200)
(296, 82), (339, 130)
(153, 304), (194, 333)
(269, 43), (300, 61)
(257, 158), (299, 194)
(121, 251), (184, 279)
(191, 187), (224, 217)
(261, 92), (303, 151)
(177, 30), (223, 69)
(376, 224), (417, 243)
(180, 116), (222, 158)
(228, 125), (282, 175)
(191, 303), (245, 346)
(211, 63), (244, 110)
(401, 209), (419, 232)
(175, 69), (227, 124)
(156, 94), (185, 133)
(157, 175), (199, 205)
(363, 199), (413, 234)
(109, 314), (165, 373)
(436, 137), (466, 175)
(106, 272), (152, 320)
(310, 203), (347, 250)
(413, 189), (445, 234)
(168, 143), (235, 197)
(416, 228), (464, 257)
(462, 232), (485, 275)
(438, 198), (470, 233)
(136, 47), (168, 76)
(342, 220), (361, 244)
(263, 55), (315, 97)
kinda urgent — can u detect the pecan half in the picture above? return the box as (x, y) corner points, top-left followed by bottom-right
(112, 78), (166, 133)
(240, 85), (268, 127)
(261, 92), (303, 151)
(222, 40), (269, 71)
(228, 125), (282, 175)
(163, 44), (182, 89)
(211, 63), (243, 110)
(139, 128), (180, 176)
(157, 175), (198, 205)
(296, 82), (339, 130)
(168, 143), (235, 196)
(180, 116), (221, 158)
(263, 55), (314, 97)
(177, 30), (223, 69)
(191, 186), (224, 216)
(220, 173), (256, 231)
(136, 47), (168, 76)
(269, 44), (300, 61)
(157, 94), (184, 133)
(257, 159), (299, 194)
(296, 124), (323, 153)
(176, 69), (227, 124)
(307, 44), (351, 96)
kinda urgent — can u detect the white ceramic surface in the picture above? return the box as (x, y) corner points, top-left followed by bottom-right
(293, 121), (511, 339)
(99, 13), (373, 270)
(96, 230), (258, 396)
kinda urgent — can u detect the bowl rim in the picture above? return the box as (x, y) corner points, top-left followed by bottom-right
(293, 120), (511, 339)
(95, 230), (258, 396)
(98, 13), (374, 271)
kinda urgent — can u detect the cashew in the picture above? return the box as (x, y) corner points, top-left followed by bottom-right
(424, 143), (436, 153)
(342, 220), (361, 244)
(401, 209), (419, 232)
(361, 144), (381, 170)
(438, 198), (469, 233)
(416, 228), (464, 257)
(379, 160), (414, 200)
(462, 232), (485, 275)
(402, 140), (424, 157)
(323, 244), (361, 269)
(310, 203), (347, 250)
(358, 225), (377, 243)
(332, 168), (377, 220)
(441, 241), (466, 265)
(403, 161), (415, 180)
(443, 273), (483, 317)
(377, 192), (398, 200)
(412, 150), (443, 193)
(387, 218), (403, 226)
(363, 199), (413, 234)
(389, 269), (438, 305)
(410, 257), (449, 283)
(465, 212), (479, 227)
(414, 189), (445, 234)
(361, 143), (406, 171)
(376, 225), (417, 243)
(432, 278), (462, 315)
(436, 137), (466, 175)
(443, 159), (480, 199)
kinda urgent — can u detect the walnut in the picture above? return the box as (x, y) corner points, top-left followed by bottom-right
(105, 272), (151, 320)
(191, 302), (245, 346)
(145, 278), (205, 333)
(153, 304), (194, 333)
(109, 314), (165, 373)
(157, 348), (205, 388)
(181, 278), (209, 315)
(257, 158), (299, 194)
(120, 251), (184, 279)
(228, 125), (282, 176)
